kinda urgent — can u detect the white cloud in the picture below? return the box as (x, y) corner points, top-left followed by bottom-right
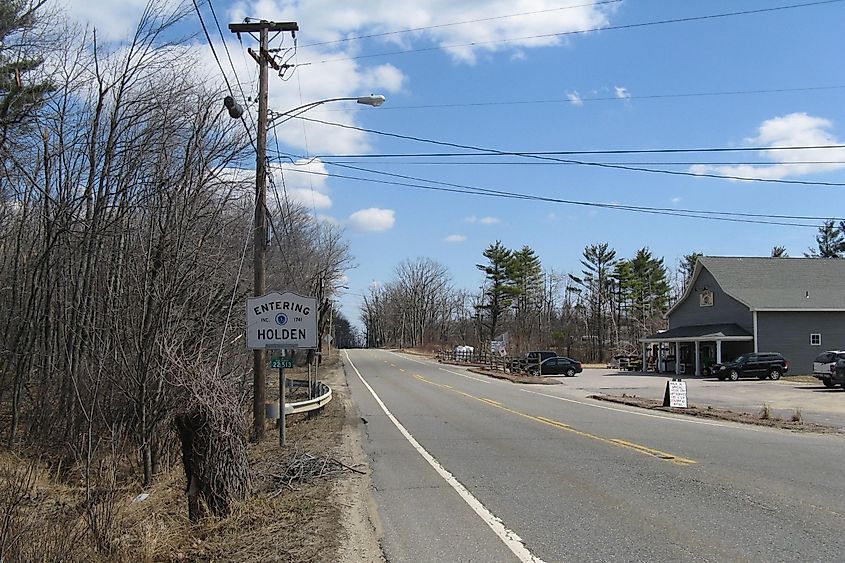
(61, 0), (178, 42)
(347, 208), (396, 232)
(671, 197), (681, 204)
(271, 159), (333, 209)
(614, 86), (630, 99)
(444, 234), (466, 243)
(465, 215), (499, 224)
(567, 91), (584, 107)
(689, 112), (845, 181)
(63, 0), (617, 152)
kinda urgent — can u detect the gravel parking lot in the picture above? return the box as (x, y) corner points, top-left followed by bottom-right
(552, 368), (845, 430)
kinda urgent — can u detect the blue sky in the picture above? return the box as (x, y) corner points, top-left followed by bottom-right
(63, 0), (845, 323)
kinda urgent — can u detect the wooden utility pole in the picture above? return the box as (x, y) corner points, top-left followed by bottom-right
(229, 20), (298, 440)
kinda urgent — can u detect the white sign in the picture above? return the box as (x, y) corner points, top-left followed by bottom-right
(247, 291), (317, 350)
(667, 379), (688, 408)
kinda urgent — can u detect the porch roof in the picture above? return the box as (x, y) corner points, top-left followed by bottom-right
(641, 323), (753, 343)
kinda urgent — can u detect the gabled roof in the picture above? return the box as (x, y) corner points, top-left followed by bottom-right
(670, 256), (845, 314)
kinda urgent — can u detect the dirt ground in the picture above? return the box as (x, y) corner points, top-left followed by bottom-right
(592, 393), (842, 433)
(0, 353), (384, 562)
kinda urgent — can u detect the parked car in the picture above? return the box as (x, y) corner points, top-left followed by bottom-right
(812, 350), (845, 388)
(529, 356), (583, 377)
(711, 352), (788, 381)
(832, 358), (845, 387)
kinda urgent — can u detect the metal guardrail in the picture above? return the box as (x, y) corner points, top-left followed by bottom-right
(284, 381), (332, 414)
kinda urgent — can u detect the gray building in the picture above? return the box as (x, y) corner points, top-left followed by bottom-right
(641, 256), (845, 375)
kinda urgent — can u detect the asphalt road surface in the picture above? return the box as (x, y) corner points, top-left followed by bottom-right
(344, 349), (845, 563)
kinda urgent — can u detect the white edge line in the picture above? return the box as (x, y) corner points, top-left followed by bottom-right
(345, 351), (544, 563)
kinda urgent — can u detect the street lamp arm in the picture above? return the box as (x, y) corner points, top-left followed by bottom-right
(268, 95), (386, 128)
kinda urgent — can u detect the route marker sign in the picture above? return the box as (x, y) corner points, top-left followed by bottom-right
(271, 357), (294, 369)
(663, 378), (688, 408)
(246, 291), (317, 350)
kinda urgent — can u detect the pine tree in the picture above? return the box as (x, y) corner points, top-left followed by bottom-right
(0, 1), (52, 148)
(476, 241), (516, 341)
(805, 220), (844, 258)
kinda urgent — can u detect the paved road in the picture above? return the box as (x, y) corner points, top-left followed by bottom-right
(565, 368), (845, 429)
(344, 349), (845, 563)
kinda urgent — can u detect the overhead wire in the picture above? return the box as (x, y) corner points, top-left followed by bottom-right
(192, 0), (256, 150)
(298, 0), (623, 48)
(272, 160), (832, 228)
(351, 85), (845, 112)
(268, 147), (843, 225)
(306, 144), (845, 158)
(304, 0), (845, 64)
(292, 115), (845, 187)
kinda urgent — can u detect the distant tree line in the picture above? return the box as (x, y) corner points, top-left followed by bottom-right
(361, 216), (845, 360)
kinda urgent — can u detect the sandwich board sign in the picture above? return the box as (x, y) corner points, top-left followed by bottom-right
(247, 291), (317, 350)
(662, 378), (688, 408)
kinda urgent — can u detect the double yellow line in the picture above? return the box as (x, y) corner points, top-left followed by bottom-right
(413, 374), (696, 466)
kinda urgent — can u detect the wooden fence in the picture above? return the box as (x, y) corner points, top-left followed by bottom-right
(435, 349), (542, 375)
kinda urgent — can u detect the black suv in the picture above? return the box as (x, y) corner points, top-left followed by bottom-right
(712, 352), (788, 381)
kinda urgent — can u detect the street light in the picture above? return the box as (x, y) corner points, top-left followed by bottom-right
(225, 85), (384, 441)
(268, 95), (386, 129)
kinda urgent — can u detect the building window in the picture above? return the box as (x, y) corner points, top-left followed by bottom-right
(810, 333), (822, 346)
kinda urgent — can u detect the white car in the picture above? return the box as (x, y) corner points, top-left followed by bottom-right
(812, 350), (845, 388)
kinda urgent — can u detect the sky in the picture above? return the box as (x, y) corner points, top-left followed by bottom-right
(60, 0), (845, 325)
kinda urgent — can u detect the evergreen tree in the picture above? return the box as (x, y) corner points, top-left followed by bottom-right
(628, 248), (670, 339)
(509, 245), (544, 348)
(679, 252), (702, 288)
(572, 243), (616, 361)
(476, 241), (516, 341)
(0, 1), (52, 148)
(771, 246), (788, 258)
(805, 219), (844, 258)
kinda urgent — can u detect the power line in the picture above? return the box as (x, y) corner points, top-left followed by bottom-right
(191, 0), (256, 149)
(320, 159), (845, 166)
(298, 0), (623, 48)
(306, 0), (845, 64)
(360, 85), (845, 111)
(293, 115), (845, 187)
(307, 145), (845, 158)
(269, 148), (842, 224)
(273, 160), (831, 228)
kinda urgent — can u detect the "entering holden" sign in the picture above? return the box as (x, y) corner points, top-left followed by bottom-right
(246, 291), (318, 350)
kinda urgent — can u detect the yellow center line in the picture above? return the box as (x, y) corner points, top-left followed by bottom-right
(413, 374), (696, 466)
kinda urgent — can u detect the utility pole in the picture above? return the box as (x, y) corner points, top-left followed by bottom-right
(229, 20), (298, 440)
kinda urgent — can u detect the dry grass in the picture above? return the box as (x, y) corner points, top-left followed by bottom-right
(759, 403), (772, 420)
(0, 354), (359, 562)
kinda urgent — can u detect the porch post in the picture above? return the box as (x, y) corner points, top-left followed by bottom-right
(642, 342), (648, 373)
(675, 341), (681, 375)
(716, 340), (722, 364)
(694, 340), (701, 376)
